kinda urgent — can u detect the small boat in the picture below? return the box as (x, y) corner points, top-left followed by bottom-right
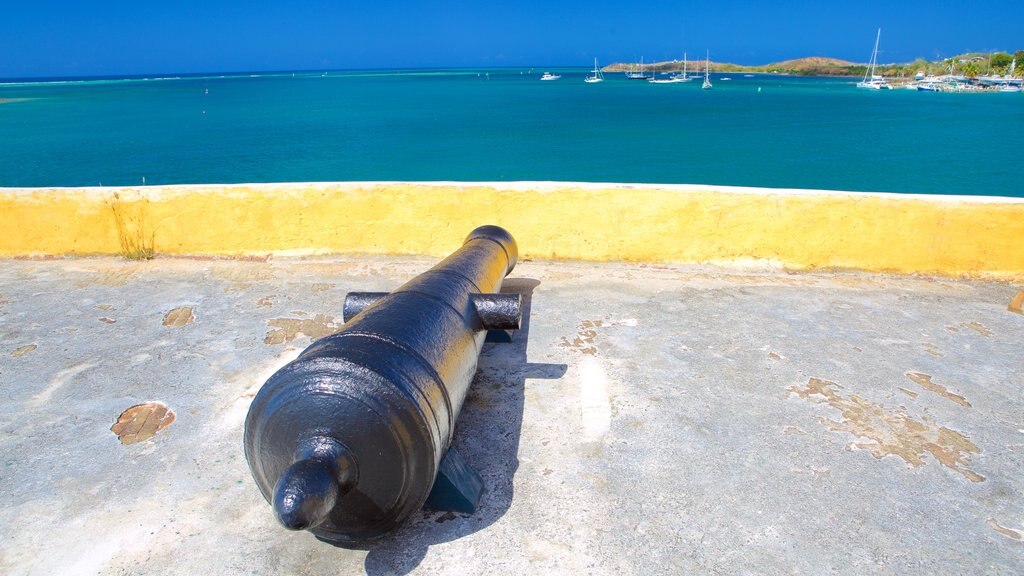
(917, 82), (941, 92)
(584, 58), (604, 83)
(721, 77), (732, 81)
(856, 29), (892, 90)
(540, 72), (561, 81)
(702, 50), (712, 90)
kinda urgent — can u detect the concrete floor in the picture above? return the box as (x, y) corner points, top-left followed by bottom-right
(0, 256), (1021, 575)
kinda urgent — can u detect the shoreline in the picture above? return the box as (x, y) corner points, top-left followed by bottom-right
(2, 181), (1023, 279)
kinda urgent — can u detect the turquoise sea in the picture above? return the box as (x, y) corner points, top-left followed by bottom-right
(1, 68), (1022, 196)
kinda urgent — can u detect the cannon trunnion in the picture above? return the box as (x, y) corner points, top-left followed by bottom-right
(243, 226), (520, 545)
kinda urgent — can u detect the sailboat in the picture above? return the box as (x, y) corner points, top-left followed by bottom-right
(702, 50), (712, 90)
(856, 29), (892, 90)
(999, 59), (1021, 92)
(671, 52), (693, 82)
(584, 58), (604, 83)
(651, 52), (692, 83)
(626, 57), (650, 80)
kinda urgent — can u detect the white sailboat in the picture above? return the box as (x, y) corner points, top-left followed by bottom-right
(702, 50), (712, 90)
(584, 58), (604, 83)
(540, 71), (561, 81)
(626, 57), (650, 80)
(856, 29), (892, 90)
(672, 52), (693, 82)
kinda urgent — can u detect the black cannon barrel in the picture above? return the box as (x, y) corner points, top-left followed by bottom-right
(243, 225), (520, 544)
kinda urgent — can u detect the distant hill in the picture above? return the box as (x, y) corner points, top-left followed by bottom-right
(604, 56), (866, 76)
(604, 50), (1023, 78)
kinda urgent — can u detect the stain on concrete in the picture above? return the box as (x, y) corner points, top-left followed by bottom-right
(311, 283), (333, 293)
(905, 372), (971, 408)
(561, 319), (601, 355)
(1010, 291), (1024, 315)
(789, 377), (984, 483)
(768, 352), (783, 361)
(264, 314), (341, 345)
(898, 388), (919, 399)
(95, 304), (113, 311)
(99, 317), (116, 324)
(163, 307), (195, 327)
(0, 294), (8, 306)
(961, 321), (993, 337)
(12, 344), (37, 357)
(111, 402), (175, 445)
(922, 343), (943, 357)
(987, 518), (1024, 541)
(560, 318), (637, 356)
(256, 296), (274, 308)
(946, 325), (961, 333)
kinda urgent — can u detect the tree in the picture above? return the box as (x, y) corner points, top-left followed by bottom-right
(991, 52), (1013, 68)
(1015, 51), (1024, 77)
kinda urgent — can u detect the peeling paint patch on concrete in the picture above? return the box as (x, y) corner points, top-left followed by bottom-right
(311, 283), (333, 293)
(922, 343), (943, 357)
(960, 321), (993, 337)
(12, 344), (37, 357)
(111, 402), (175, 445)
(789, 377), (984, 483)
(99, 317), (116, 324)
(256, 296), (274, 308)
(163, 307), (195, 327)
(95, 303), (113, 311)
(905, 372), (971, 408)
(264, 314), (341, 345)
(768, 352), (783, 361)
(1008, 291), (1024, 315)
(898, 387), (919, 399)
(987, 518), (1024, 541)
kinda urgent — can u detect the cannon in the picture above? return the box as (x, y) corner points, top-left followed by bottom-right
(243, 225), (521, 545)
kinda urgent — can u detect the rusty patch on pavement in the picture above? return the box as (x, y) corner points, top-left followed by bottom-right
(264, 314), (341, 345)
(1009, 291), (1024, 315)
(163, 307), (195, 327)
(560, 319), (601, 355)
(905, 372), (971, 408)
(988, 518), (1024, 541)
(12, 344), (38, 357)
(112, 402), (175, 445)
(789, 377), (984, 483)
(960, 321), (993, 337)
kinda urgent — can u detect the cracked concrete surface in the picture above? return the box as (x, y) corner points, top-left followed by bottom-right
(0, 257), (1021, 575)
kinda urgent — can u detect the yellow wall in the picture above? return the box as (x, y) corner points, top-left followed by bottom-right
(2, 182), (1022, 278)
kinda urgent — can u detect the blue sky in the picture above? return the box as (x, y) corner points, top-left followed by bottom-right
(2, 1), (1021, 78)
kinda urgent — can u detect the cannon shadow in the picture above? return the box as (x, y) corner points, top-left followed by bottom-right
(357, 277), (566, 574)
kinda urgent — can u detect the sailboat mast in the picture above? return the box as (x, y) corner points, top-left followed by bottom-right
(871, 29), (881, 78)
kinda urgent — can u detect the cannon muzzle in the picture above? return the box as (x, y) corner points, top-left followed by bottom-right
(244, 225), (520, 545)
